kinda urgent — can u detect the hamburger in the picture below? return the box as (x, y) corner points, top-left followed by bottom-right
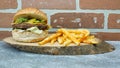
(11, 8), (49, 42)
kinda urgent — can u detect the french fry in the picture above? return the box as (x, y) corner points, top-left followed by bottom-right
(60, 28), (80, 45)
(83, 36), (94, 43)
(63, 34), (67, 39)
(51, 38), (57, 44)
(57, 29), (63, 33)
(90, 38), (100, 44)
(63, 39), (72, 46)
(83, 36), (99, 44)
(58, 36), (64, 44)
(38, 28), (98, 46)
(79, 29), (90, 37)
(67, 29), (89, 34)
(70, 33), (84, 39)
(67, 29), (82, 34)
(38, 33), (62, 45)
(61, 29), (89, 37)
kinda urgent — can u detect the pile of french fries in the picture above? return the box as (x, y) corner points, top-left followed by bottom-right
(38, 28), (99, 46)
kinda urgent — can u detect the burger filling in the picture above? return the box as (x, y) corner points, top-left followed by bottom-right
(12, 17), (50, 34)
(12, 23), (48, 30)
(13, 27), (44, 34)
(14, 17), (46, 24)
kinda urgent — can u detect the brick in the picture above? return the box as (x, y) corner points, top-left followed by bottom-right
(22, 0), (76, 10)
(96, 32), (120, 41)
(0, 0), (17, 9)
(80, 0), (120, 9)
(51, 13), (104, 28)
(0, 31), (11, 40)
(108, 14), (120, 29)
(0, 13), (14, 28)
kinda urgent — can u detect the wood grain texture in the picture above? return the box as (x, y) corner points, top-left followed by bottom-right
(3, 37), (115, 55)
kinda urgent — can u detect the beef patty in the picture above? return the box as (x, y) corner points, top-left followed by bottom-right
(12, 23), (48, 30)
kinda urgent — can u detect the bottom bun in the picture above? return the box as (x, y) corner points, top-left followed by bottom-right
(12, 29), (48, 43)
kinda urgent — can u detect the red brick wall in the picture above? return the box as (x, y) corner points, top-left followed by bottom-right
(0, 0), (120, 41)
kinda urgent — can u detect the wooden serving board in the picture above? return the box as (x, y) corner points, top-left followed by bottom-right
(3, 37), (115, 55)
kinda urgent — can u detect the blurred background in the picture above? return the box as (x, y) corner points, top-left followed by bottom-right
(0, 0), (120, 41)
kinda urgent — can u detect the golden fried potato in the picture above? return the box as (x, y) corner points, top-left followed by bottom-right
(83, 35), (99, 44)
(63, 39), (72, 46)
(39, 33), (62, 45)
(51, 38), (57, 44)
(60, 28), (80, 45)
(38, 28), (98, 46)
(57, 36), (63, 44)
(79, 29), (90, 37)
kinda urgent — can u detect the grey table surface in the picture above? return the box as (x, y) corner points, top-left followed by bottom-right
(0, 41), (120, 68)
